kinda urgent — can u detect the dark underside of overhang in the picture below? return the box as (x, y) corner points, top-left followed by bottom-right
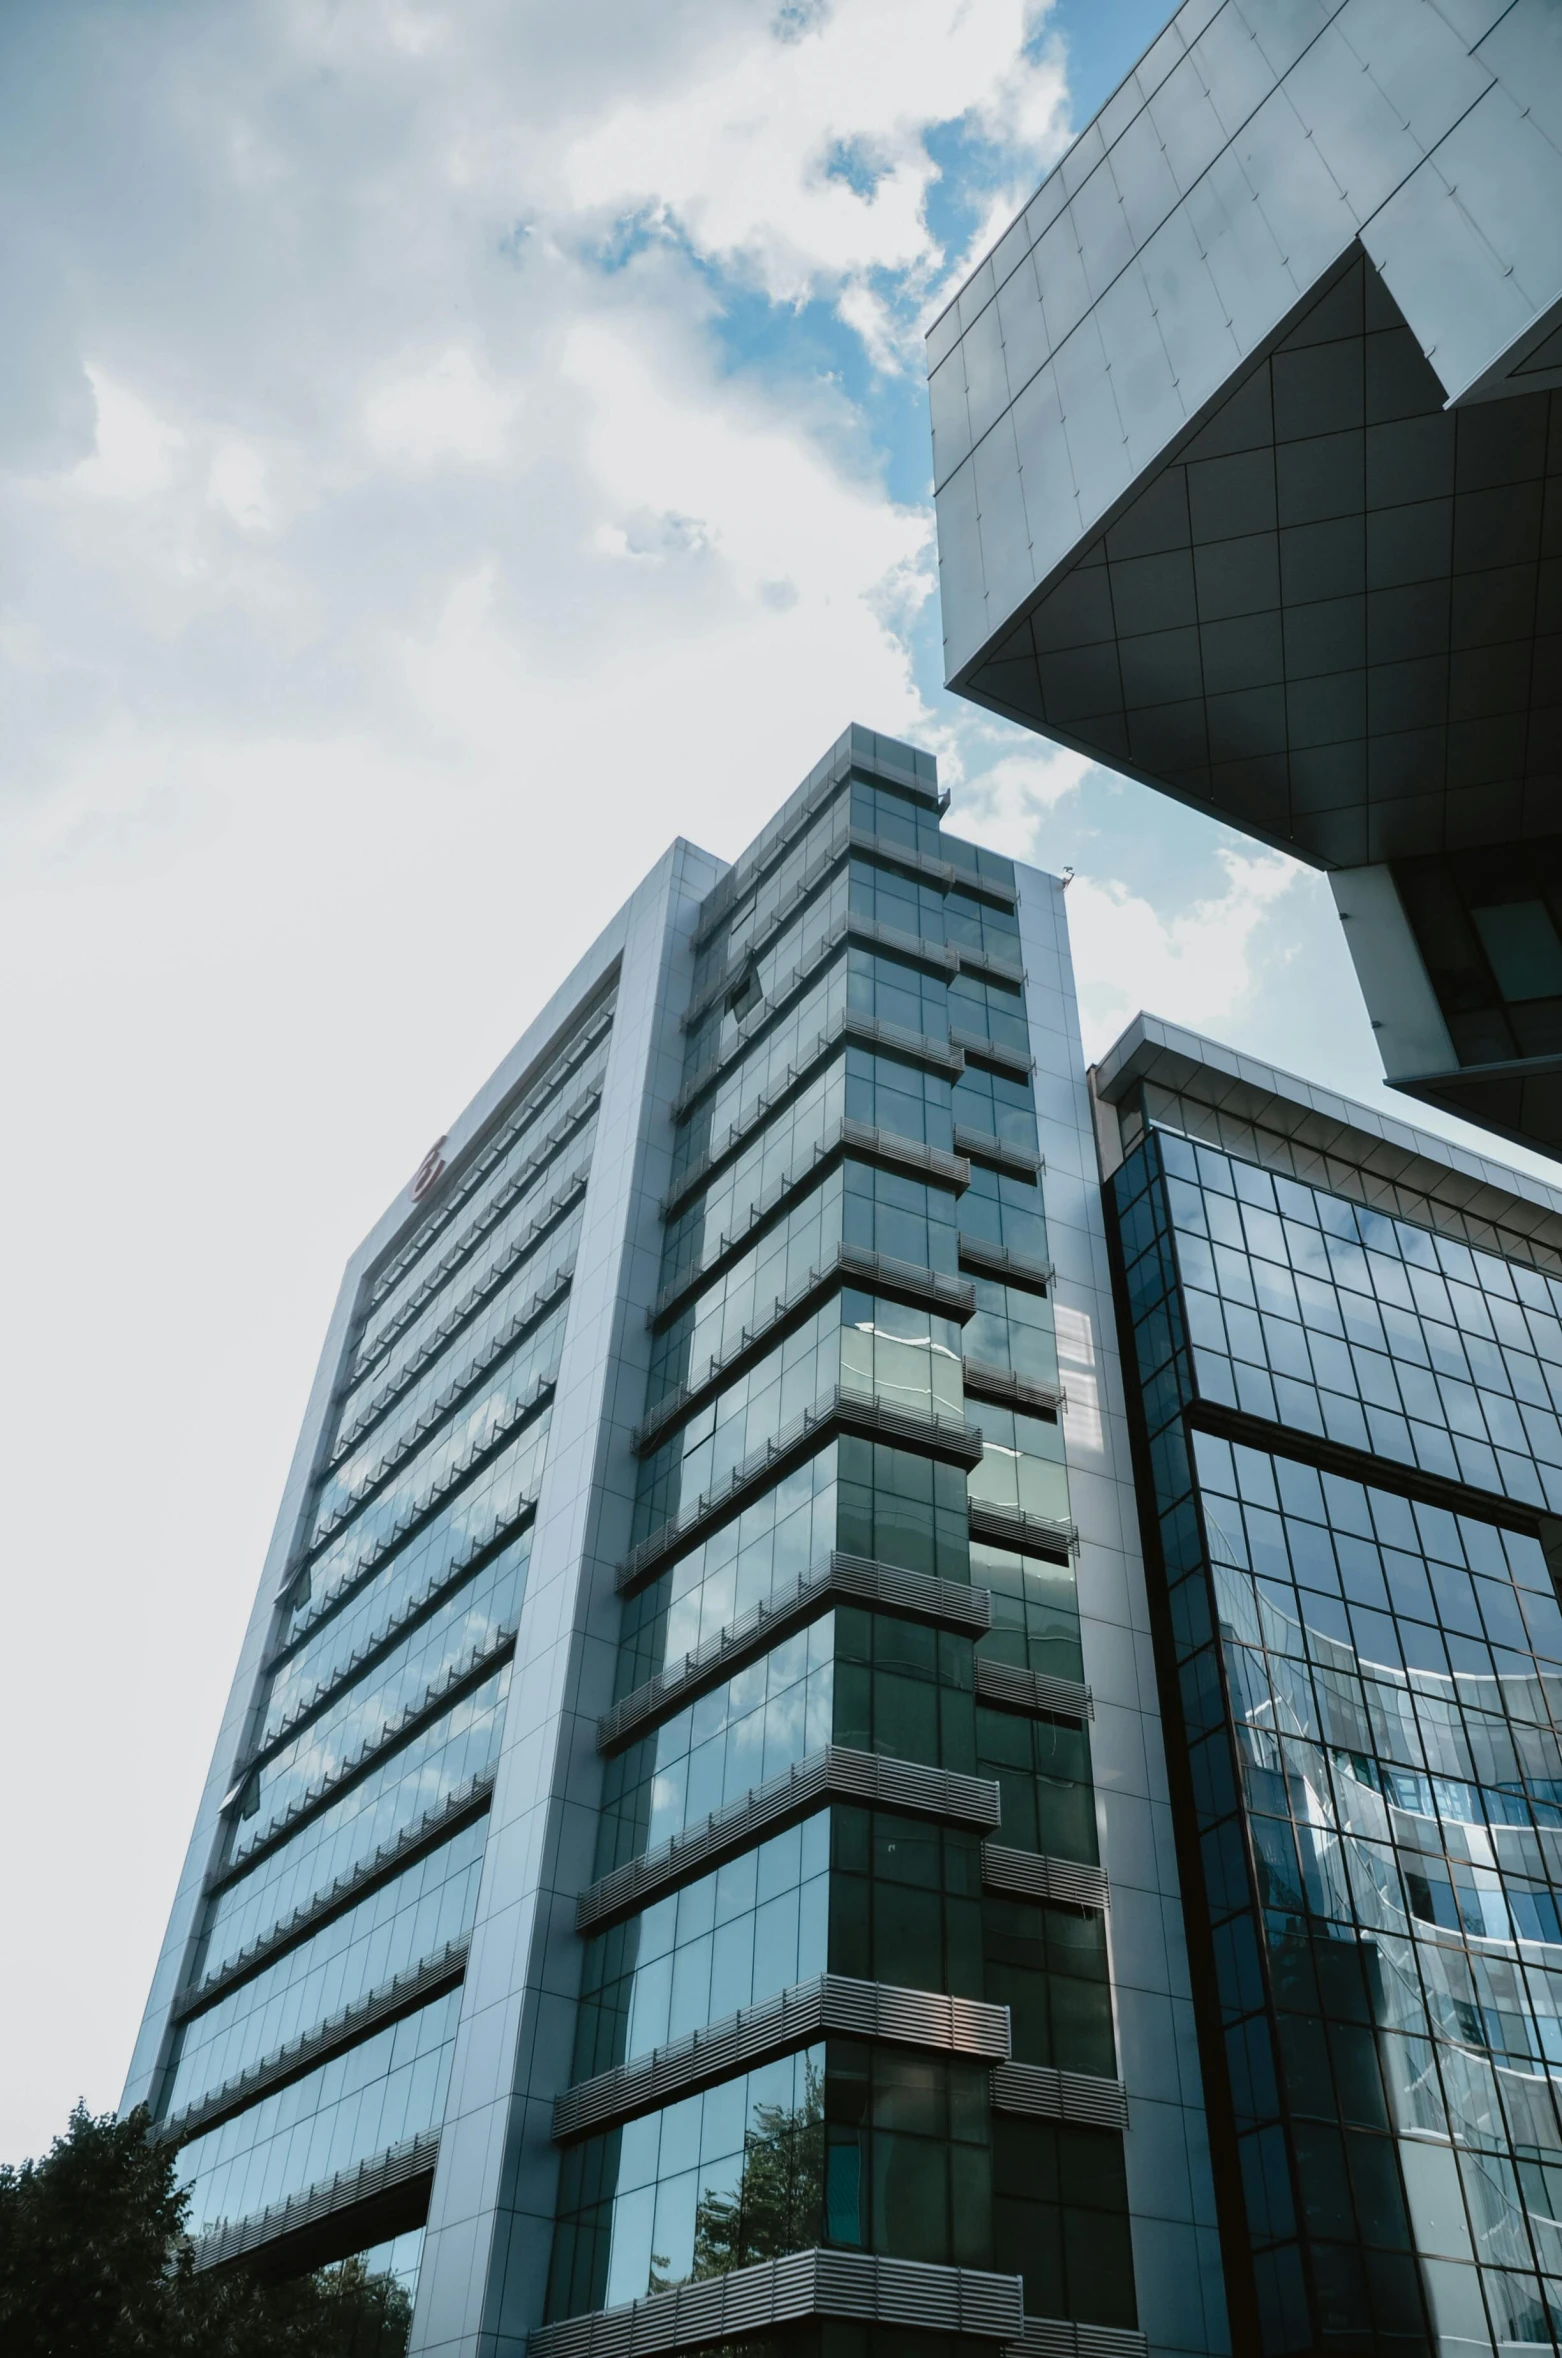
(1392, 1055), (1562, 1163)
(954, 247), (1562, 875)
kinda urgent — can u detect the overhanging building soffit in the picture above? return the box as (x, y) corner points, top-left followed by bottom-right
(929, 0), (1562, 874)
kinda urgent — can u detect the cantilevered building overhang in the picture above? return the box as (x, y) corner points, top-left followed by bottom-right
(927, 0), (1562, 1158)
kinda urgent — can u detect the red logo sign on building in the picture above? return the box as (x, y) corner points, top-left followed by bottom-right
(409, 1136), (448, 1202)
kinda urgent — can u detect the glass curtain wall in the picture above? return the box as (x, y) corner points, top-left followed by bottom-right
(545, 744), (1137, 2345)
(155, 993), (617, 2301)
(1110, 1114), (1562, 2356)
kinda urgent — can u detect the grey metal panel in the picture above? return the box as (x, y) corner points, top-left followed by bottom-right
(1055, 315), (1131, 540)
(997, 249), (1054, 398)
(1094, 261), (1181, 481)
(929, 346), (974, 488)
(931, 0), (1562, 685)
(1109, 103), (1185, 251)
(963, 296), (1014, 455)
(974, 413), (1039, 630)
(1015, 865), (1229, 2358)
(553, 1973), (1012, 2141)
(1011, 362), (1084, 576)
(990, 2059), (1131, 2130)
(574, 1746), (1004, 1934)
(1031, 217), (1095, 389)
(982, 1842), (1110, 1911)
(934, 459), (988, 652)
(1328, 866), (1459, 1079)
(528, 2249), (1026, 2358)
(1147, 48), (1232, 197)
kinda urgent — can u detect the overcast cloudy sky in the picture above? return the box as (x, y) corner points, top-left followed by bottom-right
(2, 0), (1546, 2165)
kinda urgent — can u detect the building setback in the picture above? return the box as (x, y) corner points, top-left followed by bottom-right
(125, 727), (1221, 2358)
(926, 0), (1562, 1161)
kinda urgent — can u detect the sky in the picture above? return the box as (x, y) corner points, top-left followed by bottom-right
(0, 0), (1552, 2168)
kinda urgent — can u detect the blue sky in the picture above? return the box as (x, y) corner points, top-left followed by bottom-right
(0, 0), (1543, 2164)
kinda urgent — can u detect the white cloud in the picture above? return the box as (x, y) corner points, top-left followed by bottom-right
(1066, 846), (1305, 1057)
(0, 0), (1351, 2182)
(562, 314), (922, 604)
(74, 369), (184, 499)
(362, 345), (517, 466)
(945, 741), (1095, 852)
(5, 2), (1058, 2181)
(559, 0), (1068, 320)
(207, 440), (276, 531)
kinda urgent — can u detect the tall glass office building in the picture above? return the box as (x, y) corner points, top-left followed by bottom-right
(126, 728), (1216, 2358)
(1096, 1017), (1562, 2356)
(127, 721), (1562, 2357)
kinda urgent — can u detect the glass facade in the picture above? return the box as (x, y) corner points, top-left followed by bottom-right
(542, 739), (1136, 2345)
(130, 732), (1167, 2353)
(150, 992), (616, 2310)
(1109, 1083), (1562, 2355)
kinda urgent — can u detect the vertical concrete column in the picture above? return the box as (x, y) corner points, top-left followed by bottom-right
(410, 840), (722, 2358)
(1015, 864), (1228, 2358)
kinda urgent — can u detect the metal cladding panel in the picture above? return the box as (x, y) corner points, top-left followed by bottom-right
(981, 1841), (1109, 1911)
(597, 1551), (991, 1750)
(617, 1387), (987, 1588)
(974, 1654), (1092, 1721)
(989, 2060), (1131, 2130)
(1014, 867), (1228, 2358)
(1005, 2325), (1149, 2358)
(930, 0), (1562, 883)
(573, 1746), (1004, 1933)
(528, 2250), (1027, 2358)
(193, 2130), (441, 2273)
(552, 1973), (1012, 2141)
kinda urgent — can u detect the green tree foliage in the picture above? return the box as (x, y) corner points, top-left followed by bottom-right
(691, 2067), (824, 2280)
(0, 2102), (413, 2358)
